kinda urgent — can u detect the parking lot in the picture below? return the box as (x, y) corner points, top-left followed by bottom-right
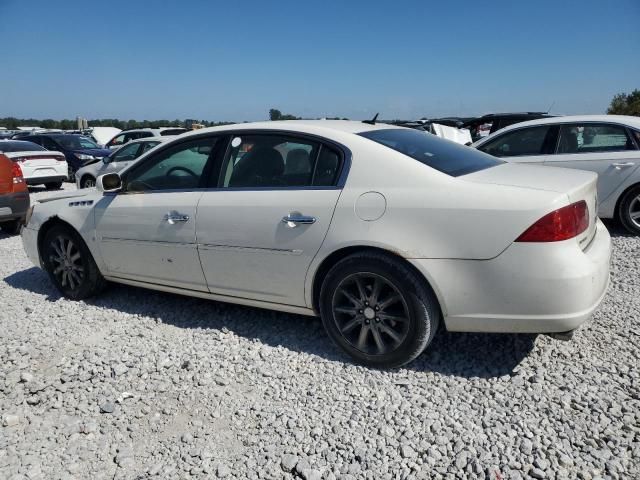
(1, 184), (639, 480)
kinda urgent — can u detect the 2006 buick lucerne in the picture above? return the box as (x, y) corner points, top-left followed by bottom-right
(21, 121), (611, 367)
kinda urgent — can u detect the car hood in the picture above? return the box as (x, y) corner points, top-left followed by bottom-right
(73, 148), (111, 158)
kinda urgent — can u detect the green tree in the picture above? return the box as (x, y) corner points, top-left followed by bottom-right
(607, 89), (640, 116)
(269, 108), (300, 121)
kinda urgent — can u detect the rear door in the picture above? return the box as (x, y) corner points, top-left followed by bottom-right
(542, 123), (640, 203)
(476, 125), (557, 164)
(195, 132), (345, 306)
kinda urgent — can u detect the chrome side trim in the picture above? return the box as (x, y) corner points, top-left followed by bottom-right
(198, 243), (303, 255)
(100, 237), (196, 248)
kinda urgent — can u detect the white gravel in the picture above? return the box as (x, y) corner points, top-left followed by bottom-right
(1, 184), (639, 479)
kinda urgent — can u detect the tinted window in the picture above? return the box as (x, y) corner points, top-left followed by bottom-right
(125, 138), (217, 192)
(140, 141), (160, 154)
(0, 141), (46, 152)
(556, 124), (635, 154)
(133, 131), (154, 140)
(108, 134), (126, 147)
(221, 135), (323, 188)
(110, 142), (141, 162)
(41, 137), (59, 150)
(54, 135), (99, 150)
(160, 129), (188, 136)
(478, 126), (551, 157)
(361, 128), (502, 176)
(313, 146), (341, 186)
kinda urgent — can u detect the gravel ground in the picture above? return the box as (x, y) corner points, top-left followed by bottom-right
(1, 184), (639, 480)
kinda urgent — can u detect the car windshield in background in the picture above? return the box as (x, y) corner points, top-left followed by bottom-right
(360, 128), (503, 176)
(53, 135), (99, 150)
(0, 140), (46, 152)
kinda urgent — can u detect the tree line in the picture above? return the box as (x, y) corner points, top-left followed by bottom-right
(2, 92), (636, 132)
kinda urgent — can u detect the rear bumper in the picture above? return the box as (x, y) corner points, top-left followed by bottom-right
(0, 191), (30, 222)
(409, 218), (612, 333)
(26, 175), (67, 185)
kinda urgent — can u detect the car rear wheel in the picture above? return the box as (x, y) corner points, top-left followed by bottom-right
(319, 251), (440, 368)
(81, 176), (96, 189)
(0, 219), (23, 235)
(45, 182), (62, 190)
(42, 225), (106, 299)
(618, 185), (640, 235)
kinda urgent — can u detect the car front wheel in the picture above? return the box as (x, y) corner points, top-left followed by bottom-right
(618, 185), (640, 235)
(42, 225), (106, 299)
(319, 251), (440, 368)
(80, 176), (96, 189)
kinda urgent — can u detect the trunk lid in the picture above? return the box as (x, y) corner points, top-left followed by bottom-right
(5, 150), (66, 168)
(464, 163), (599, 248)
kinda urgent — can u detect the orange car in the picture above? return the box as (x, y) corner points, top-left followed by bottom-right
(0, 153), (30, 234)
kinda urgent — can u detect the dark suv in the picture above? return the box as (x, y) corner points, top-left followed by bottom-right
(24, 134), (111, 181)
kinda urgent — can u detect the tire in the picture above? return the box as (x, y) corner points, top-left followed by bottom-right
(319, 251), (440, 368)
(618, 185), (640, 235)
(42, 224), (106, 299)
(45, 182), (63, 190)
(80, 176), (96, 189)
(0, 219), (23, 235)
(67, 167), (76, 183)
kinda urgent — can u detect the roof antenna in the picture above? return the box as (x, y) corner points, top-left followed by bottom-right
(546, 101), (555, 114)
(362, 113), (379, 125)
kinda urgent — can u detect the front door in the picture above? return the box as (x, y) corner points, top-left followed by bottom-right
(196, 133), (345, 306)
(94, 136), (220, 290)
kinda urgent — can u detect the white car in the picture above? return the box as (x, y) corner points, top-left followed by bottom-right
(0, 140), (67, 189)
(473, 115), (640, 234)
(21, 121), (611, 367)
(105, 127), (188, 150)
(86, 127), (122, 147)
(76, 137), (171, 189)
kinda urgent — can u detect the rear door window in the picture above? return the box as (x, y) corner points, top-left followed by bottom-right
(556, 123), (636, 154)
(360, 128), (501, 176)
(221, 134), (339, 188)
(478, 126), (553, 157)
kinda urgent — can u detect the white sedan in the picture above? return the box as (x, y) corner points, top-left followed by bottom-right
(0, 140), (68, 189)
(474, 115), (640, 234)
(21, 121), (611, 367)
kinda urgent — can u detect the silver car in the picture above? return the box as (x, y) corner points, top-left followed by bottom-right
(76, 137), (172, 188)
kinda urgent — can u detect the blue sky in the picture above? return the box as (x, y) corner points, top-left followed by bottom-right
(1, 0), (638, 121)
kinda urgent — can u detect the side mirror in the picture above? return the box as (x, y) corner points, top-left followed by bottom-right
(96, 172), (122, 193)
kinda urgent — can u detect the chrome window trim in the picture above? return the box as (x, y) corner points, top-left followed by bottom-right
(114, 128), (352, 195)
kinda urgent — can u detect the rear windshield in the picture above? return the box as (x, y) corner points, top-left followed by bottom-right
(360, 128), (503, 177)
(0, 140), (46, 152)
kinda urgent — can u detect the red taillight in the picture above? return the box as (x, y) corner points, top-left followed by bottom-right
(516, 201), (589, 242)
(11, 162), (24, 184)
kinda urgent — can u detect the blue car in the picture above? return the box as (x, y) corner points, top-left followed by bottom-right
(24, 134), (112, 181)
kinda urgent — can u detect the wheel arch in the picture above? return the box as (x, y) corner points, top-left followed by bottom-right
(614, 181), (640, 221)
(310, 245), (446, 317)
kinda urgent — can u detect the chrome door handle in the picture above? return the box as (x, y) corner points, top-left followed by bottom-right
(282, 214), (316, 227)
(613, 162), (635, 170)
(164, 211), (190, 224)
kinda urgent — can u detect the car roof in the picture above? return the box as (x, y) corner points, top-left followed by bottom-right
(177, 120), (403, 140)
(493, 115), (640, 131)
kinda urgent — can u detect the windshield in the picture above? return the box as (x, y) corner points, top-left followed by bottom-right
(0, 140), (46, 152)
(360, 128), (503, 177)
(54, 135), (100, 150)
